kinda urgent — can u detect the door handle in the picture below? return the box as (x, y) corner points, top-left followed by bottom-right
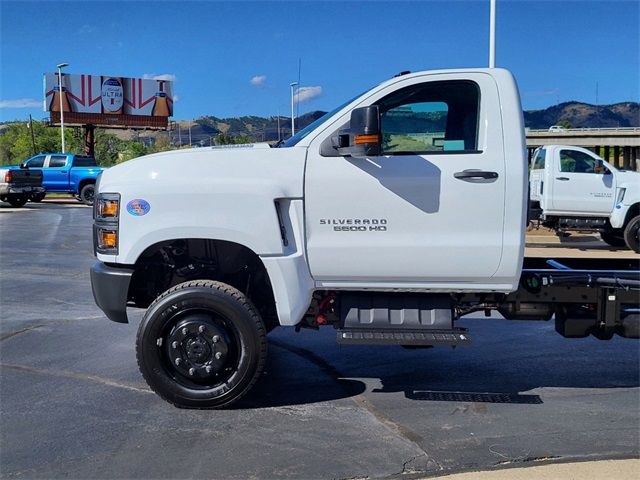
(454, 170), (499, 183)
(556, 176), (570, 181)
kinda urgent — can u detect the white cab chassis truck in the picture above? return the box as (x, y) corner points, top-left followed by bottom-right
(90, 69), (640, 408)
(529, 145), (640, 252)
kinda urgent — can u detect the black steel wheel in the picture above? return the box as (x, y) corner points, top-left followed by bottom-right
(600, 230), (626, 248)
(623, 215), (640, 253)
(136, 280), (267, 409)
(7, 195), (28, 207)
(79, 183), (95, 205)
(30, 192), (46, 202)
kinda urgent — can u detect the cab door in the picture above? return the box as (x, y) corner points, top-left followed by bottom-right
(304, 73), (506, 285)
(550, 148), (615, 214)
(43, 155), (70, 192)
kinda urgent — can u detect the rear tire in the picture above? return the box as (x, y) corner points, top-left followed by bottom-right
(623, 215), (640, 253)
(79, 183), (95, 205)
(600, 230), (626, 248)
(7, 195), (28, 208)
(136, 280), (267, 409)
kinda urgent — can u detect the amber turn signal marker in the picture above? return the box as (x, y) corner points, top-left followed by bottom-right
(354, 134), (380, 145)
(100, 200), (119, 218)
(99, 230), (118, 249)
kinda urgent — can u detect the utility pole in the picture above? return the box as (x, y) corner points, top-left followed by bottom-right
(28, 115), (37, 155)
(289, 82), (298, 136)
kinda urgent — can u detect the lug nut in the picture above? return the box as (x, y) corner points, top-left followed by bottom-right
(172, 341), (178, 349)
(198, 325), (205, 333)
(182, 327), (188, 335)
(205, 366), (213, 373)
(175, 358), (181, 366)
(212, 335), (220, 343)
(188, 368), (195, 376)
(215, 352), (223, 360)
(156, 338), (163, 347)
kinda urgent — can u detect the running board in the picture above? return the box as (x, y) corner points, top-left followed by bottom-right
(336, 328), (470, 346)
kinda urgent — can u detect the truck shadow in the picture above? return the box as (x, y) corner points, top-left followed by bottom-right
(237, 321), (639, 409)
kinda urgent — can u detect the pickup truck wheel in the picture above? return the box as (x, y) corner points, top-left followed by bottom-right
(600, 231), (626, 248)
(7, 195), (28, 208)
(136, 280), (267, 409)
(30, 192), (46, 202)
(79, 184), (95, 205)
(623, 215), (640, 253)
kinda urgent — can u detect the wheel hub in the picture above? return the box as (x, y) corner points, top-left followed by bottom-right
(165, 315), (230, 381)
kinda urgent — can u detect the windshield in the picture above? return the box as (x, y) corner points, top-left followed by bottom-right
(278, 93), (362, 148)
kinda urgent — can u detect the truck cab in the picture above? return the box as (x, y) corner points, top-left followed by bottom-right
(529, 145), (640, 252)
(89, 69), (638, 409)
(21, 153), (104, 204)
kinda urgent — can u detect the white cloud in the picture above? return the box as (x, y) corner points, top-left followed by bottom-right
(294, 86), (322, 103)
(250, 75), (267, 87)
(143, 73), (177, 82)
(0, 98), (42, 109)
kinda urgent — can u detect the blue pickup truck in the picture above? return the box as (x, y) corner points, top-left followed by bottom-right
(19, 153), (105, 205)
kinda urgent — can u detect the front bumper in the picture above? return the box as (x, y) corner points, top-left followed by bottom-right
(90, 262), (134, 323)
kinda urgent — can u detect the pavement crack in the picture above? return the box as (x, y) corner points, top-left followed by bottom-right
(0, 363), (152, 394)
(269, 338), (442, 471)
(0, 325), (45, 342)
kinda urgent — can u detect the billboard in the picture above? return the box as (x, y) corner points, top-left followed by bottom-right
(44, 73), (174, 129)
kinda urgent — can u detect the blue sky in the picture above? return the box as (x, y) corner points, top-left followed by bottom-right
(1, 0), (638, 122)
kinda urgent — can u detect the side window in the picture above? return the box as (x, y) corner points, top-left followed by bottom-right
(26, 156), (45, 168)
(49, 156), (68, 168)
(559, 150), (599, 173)
(377, 80), (479, 154)
(532, 149), (546, 170)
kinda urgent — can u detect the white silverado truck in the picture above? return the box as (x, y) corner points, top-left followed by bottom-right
(90, 68), (640, 409)
(529, 145), (640, 252)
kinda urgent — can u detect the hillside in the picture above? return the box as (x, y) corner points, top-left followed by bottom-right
(524, 101), (639, 129)
(2, 102), (638, 149)
(166, 102), (638, 145)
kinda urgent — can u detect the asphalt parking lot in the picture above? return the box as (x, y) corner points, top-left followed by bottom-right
(1, 199), (639, 479)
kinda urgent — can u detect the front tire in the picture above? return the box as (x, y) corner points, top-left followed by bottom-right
(623, 215), (640, 253)
(136, 280), (267, 409)
(600, 230), (626, 247)
(79, 183), (95, 205)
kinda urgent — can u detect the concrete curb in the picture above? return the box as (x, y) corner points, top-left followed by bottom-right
(431, 458), (639, 479)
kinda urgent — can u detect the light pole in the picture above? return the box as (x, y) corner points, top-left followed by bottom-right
(57, 63), (69, 152)
(489, 0), (496, 68)
(289, 81), (298, 136)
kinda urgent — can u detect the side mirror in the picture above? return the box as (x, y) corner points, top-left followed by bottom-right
(334, 105), (381, 157)
(19, 163), (27, 169)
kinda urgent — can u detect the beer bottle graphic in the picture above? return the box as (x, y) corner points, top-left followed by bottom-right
(152, 81), (171, 117)
(101, 77), (124, 114)
(50, 75), (71, 112)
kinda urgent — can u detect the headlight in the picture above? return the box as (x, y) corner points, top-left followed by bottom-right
(94, 193), (120, 255)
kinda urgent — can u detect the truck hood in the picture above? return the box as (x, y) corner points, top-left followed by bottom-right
(98, 143), (306, 199)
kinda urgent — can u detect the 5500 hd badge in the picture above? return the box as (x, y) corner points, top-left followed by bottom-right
(320, 218), (388, 232)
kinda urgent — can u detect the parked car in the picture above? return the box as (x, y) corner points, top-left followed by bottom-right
(18, 153), (105, 204)
(548, 125), (567, 132)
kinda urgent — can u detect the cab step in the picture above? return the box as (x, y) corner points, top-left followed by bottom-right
(336, 292), (468, 346)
